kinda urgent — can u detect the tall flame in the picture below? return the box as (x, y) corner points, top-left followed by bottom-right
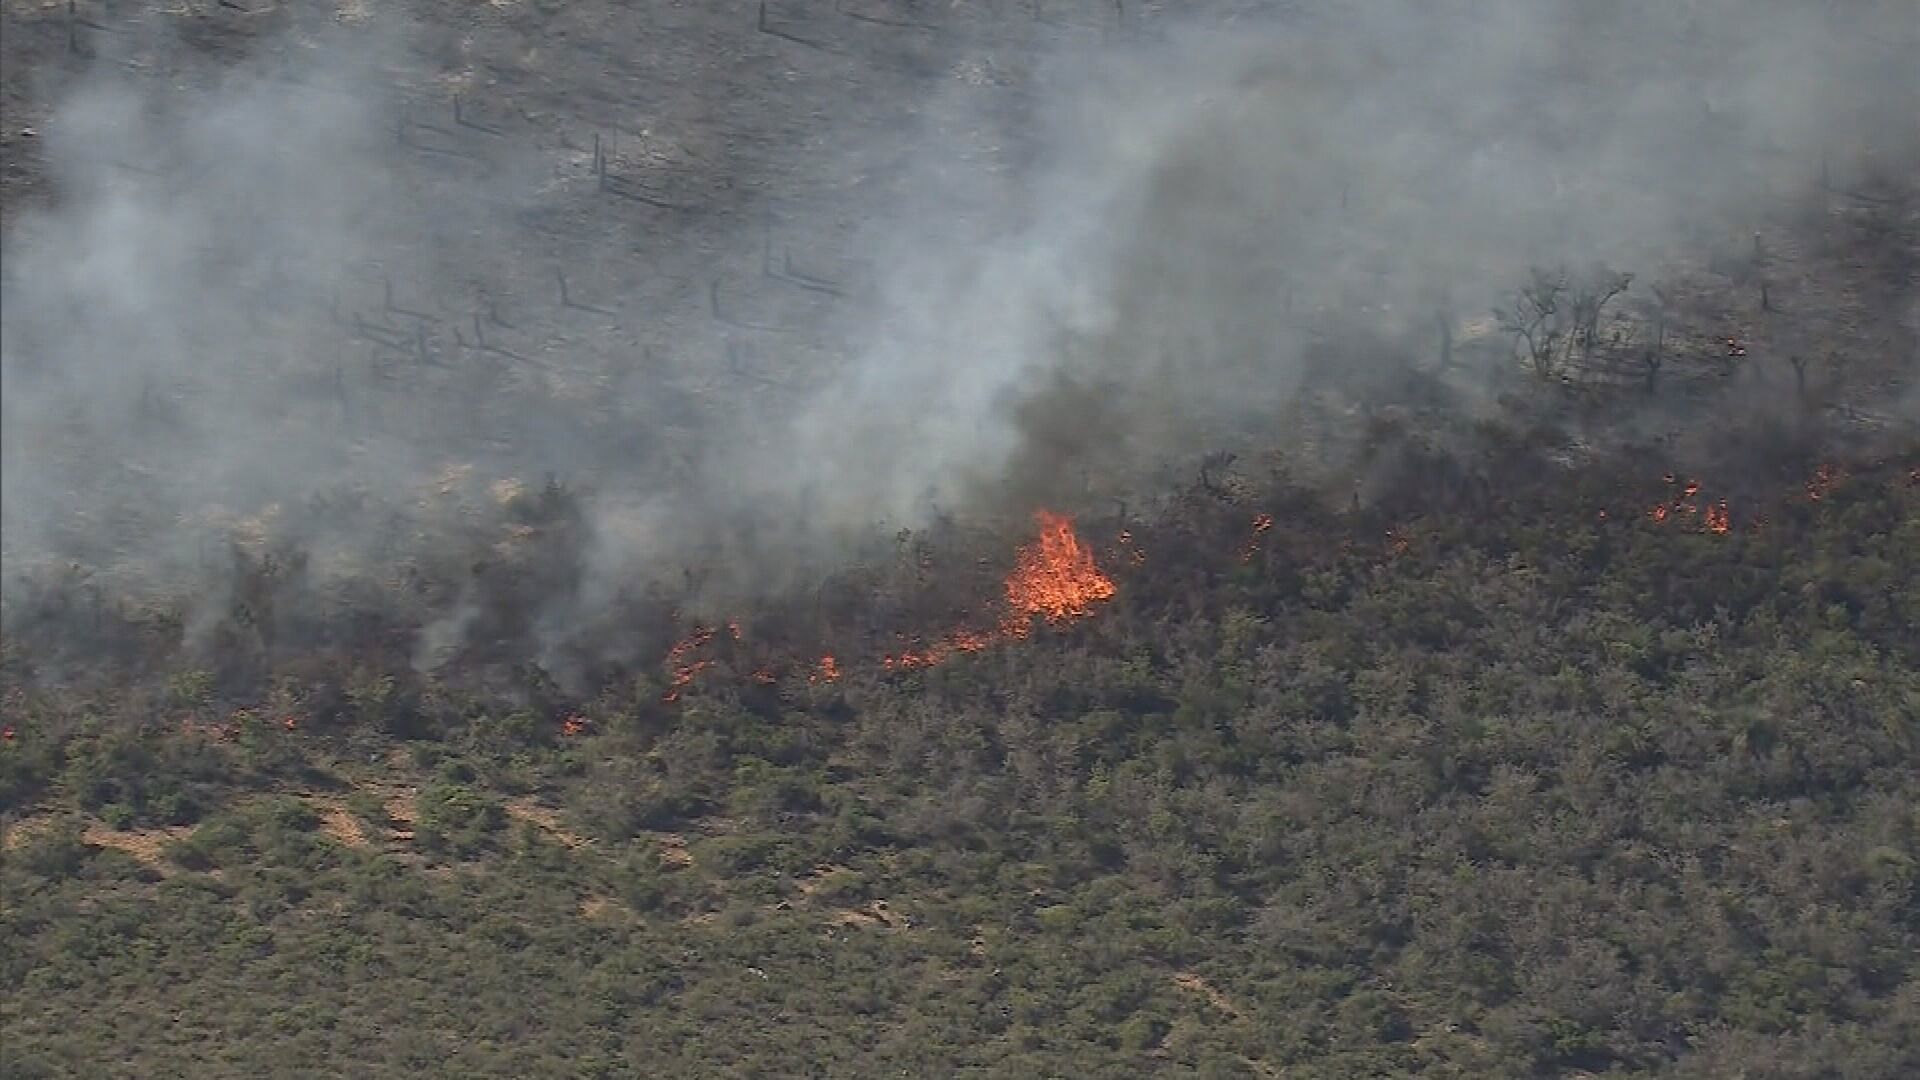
(1002, 510), (1116, 631)
(885, 511), (1116, 669)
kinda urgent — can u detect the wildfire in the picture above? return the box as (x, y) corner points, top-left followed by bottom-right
(1643, 475), (1735, 536)
(661, 625), (716, 702)
(182, 714), (238, 742)
(876, 511), (1116, 670)
(560, 714), (588, 737)
(656, 510), (1115, 697)
(1242, 513), (1275, 563)
(1806, 463), (1842, 501)
(883, 627), (997, 671)
(1002, 510), (1116, 630)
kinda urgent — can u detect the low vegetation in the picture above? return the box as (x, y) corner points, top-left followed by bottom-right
(4, 438), (1915, 1078)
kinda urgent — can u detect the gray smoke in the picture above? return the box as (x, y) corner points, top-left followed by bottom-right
(3, 0), (1915, 681)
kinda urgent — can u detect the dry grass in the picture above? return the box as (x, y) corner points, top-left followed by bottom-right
(830, 898), (909, 930)
(579, 895), (632, 921)
(656, 832), (694, 868)
(79, 823), (195, 872)
(504, 798), (592, 850)
(307, 797), (370, 848)
(1, 812), (57, 852)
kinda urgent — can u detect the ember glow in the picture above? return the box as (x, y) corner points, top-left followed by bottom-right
(1242, 513), (1275, 563)
(1643, 474), (1735, 535)
(883, 627), (998, 671)
(1806, 463), (1843, 501)
(661, 626), (717, 702)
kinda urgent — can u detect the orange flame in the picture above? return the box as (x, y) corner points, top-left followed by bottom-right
(876, 510), (1115, 671)
(658, 511), (1115, 696)
(560, 714), (588, 736)
(662, 626), (716, 702)
(1806, 463), (1842, 501)
(1002, 510), (1116, 630)
(1241, 513), (1274, 563)
(1643, 475), (1736, 535)
(883, 626), (998, 671)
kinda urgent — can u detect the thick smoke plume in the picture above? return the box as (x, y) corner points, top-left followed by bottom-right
(3, 0), (1915, 685)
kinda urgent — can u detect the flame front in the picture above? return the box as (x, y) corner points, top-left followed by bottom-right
(884, 511), (1115, 668)
(1002, 510), (1116, 630)
(659, 510), (1117, 696)
(1242, 513), (1274, 563)
(662, 626), (716, 702)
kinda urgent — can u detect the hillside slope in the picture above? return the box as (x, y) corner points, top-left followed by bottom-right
(4, 454), (1916, 1078)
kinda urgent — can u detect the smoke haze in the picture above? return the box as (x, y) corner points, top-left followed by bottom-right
(3, 0), (1915, 680)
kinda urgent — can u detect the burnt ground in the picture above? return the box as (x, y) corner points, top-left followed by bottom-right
(2, 0), (1910, 438)
(0, 0), (1121, 496)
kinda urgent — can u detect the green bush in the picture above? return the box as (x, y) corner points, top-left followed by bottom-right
(416, 782), (505, 855)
